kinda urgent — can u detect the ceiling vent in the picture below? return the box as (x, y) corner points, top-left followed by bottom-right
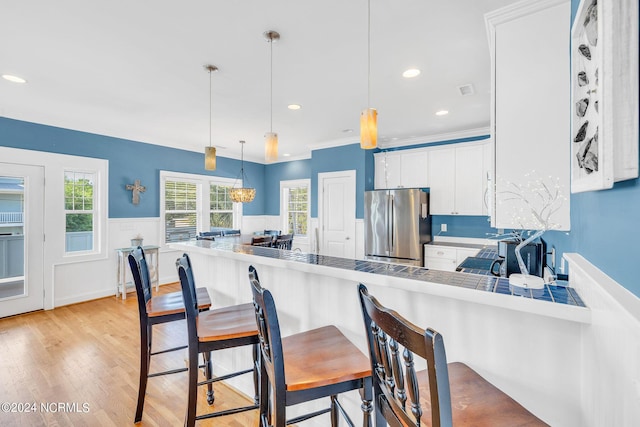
(457, 83), (475, 96)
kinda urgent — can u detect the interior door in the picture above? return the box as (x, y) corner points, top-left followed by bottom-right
(319, 171), (356, 258)
(0, 163), (44, 318)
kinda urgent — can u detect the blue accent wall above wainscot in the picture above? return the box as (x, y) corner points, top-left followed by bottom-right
(432, 215), (497, 239)
(0, 117), (265, 218)
(264, 159), (312, 216)
(310, 143), (373, 219)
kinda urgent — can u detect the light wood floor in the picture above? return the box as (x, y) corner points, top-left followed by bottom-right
(0, 283), (260, 427)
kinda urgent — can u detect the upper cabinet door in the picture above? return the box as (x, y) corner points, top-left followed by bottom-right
(428, 148), (456, 215)
(374, 149), (428, 189)
(486, 0), (571, 230)
(400, 150), (429, 188)
(455, 144), (485, 215)
(374, 152), (401, 189)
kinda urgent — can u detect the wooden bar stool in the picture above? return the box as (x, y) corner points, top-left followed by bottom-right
(248, 265), (373, 427)
(251, 235), (274, 247)
(177, 253), (260, 427)
(358, 284), (548, 427)
(127, 247), (212, 423)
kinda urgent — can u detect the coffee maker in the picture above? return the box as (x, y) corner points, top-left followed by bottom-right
(490, 238), (546, 278)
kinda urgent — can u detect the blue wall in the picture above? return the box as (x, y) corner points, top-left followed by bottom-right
(263, 159), (312, 215)
(310, 144), (373, 219)
(541, 0), (640, 297)
(0, 117), (265, 217)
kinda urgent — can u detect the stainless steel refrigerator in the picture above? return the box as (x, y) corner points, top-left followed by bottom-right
(365, 189), (431, 266)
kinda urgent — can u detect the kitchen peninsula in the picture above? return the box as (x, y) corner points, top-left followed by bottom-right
(172, 239), (590, 427)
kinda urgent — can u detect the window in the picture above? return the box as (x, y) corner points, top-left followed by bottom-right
(164, 180), (199, 243)
(64, 171), (96, 253)
(161, 172), (240, 244)
(281, 179), (310, 237)
(210, 184), (234, 229)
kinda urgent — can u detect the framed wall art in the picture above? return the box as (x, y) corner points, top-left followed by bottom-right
(571, 0), (639, 193)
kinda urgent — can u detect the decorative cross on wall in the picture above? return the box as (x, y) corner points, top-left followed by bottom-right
(126, 179), (146, 205)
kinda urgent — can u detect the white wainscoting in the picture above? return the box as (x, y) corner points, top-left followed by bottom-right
(565, 253), (640, 426)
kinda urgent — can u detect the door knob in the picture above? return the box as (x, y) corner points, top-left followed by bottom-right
(345, 236), (351, 240)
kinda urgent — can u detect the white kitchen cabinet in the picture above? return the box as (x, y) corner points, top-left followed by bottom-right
(400, 150), (429, 188)
(428, 143), (487, 215)
(424, 244), (480, 270)
(374, 152), (401, 189)
(486, 0), (571, 230)
(374, 149), (428, 189)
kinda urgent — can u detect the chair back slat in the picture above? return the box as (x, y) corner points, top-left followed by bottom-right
(247, 266), (286, 398)
(390, 338), (407, 409)
(176, 254), (200, 342)
(128, 247), (152, 316)
(359, 284), (453, 427)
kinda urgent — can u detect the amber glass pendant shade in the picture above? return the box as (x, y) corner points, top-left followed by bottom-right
(204, 146), (216, 170)
(360, 108), (378, 149)
(265, 132), (278, 163)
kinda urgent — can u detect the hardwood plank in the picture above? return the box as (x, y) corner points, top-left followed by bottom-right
(0, 283), (259, 426)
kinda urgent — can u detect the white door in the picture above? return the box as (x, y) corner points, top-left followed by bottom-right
(319, 171), (356, 258)
(0, 163), (44, 318)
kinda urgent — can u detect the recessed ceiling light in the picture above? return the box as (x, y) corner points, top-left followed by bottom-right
(435, 110), (449, 116)
(342, 129), (354, 133)
(402, 68), (421, 78)
(283, 153), (291, 157)
(2, 74), (27, 83)
(287, 104), (301, 110)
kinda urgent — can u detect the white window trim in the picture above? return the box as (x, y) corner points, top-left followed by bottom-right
(160, 171), (241, 246)
(62, 167), (106, 260)
(63, 170), (98, 256)
(280, 179), (310, 242)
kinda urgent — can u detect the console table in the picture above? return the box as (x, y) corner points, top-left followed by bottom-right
(115, 245), (159, 300)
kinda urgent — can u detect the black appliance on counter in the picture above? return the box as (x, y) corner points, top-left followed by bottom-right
(490, 238), (546, 277)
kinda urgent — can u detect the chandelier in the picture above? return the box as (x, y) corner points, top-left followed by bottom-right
(229, 140), (256, 203)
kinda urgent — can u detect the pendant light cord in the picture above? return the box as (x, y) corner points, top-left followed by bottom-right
(270, 37), (274, 132)
(209, 68), (213, 148)
(367, 0), (371, 108)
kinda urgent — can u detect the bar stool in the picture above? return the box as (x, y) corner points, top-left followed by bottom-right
(358, 284), (547, 427)
(248, 265), (373, 427)
(127, 247), (212, 423)
(251, 235), (274, 247)
(176, 253), (260, 427)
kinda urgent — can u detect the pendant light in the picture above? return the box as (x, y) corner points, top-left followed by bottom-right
(264, 30), (280, 163)
(360, 0), (377, 149)
(229, 140), (256, 203)
(204, 64), (218, 170)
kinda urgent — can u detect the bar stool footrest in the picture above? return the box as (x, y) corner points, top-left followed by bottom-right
(148, 367), (188, 378)
(150, 344), (187, 356)
(197, 367), (253, 386)
(287, 407), (332, 425)
(195, 403), (259, 421)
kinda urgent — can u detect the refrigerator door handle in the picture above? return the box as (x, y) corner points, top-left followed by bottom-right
(390, 195), (395, 252)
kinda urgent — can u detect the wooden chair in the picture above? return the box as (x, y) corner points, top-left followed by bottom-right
(248, 265), (373, 427)
(273, 234), (293, 250)
(251, 235), (274, 247)
(127, 247), (212, 423)
(358, 284), (548, 427)
(177, 253), (260, 427)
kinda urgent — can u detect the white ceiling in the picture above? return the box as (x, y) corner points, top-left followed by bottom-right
(0, 0), (517, 163)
